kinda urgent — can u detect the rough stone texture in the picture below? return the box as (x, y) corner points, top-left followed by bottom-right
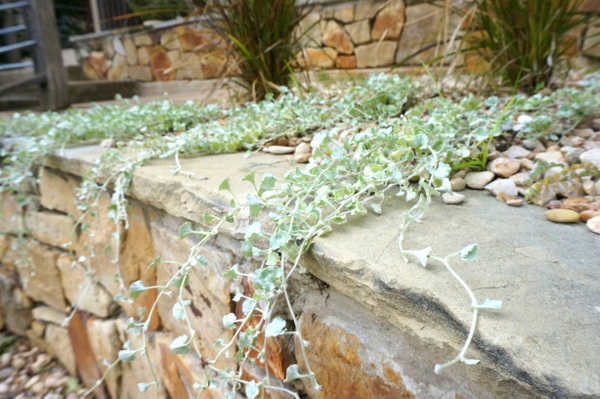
(68, 311), (110, 399)
(122, 36), (138, 65)
(116, 319), (168, 399)
(44, 324), (76, 376)
(86, 318), (121, 399)
(149, 47), (175, 81)
(297, 47), (337, 69)
(336, 54), (357, 69)
(129, 65), (153, 81)
(24, 211), (76, 250)
(355, 0), (387, 20)
(371, 0), (405, 40)
(17, 241), (66, 311)
(56, 254), (117, 318)
(297, 12), (322, 47)
(0, 193), (22, 233)
(150, 212), (235, 368)
(322, 20), (354, 54)
(119, 204), (161, 330)
(303, 190), (600, 399)
(137, 46), (150, 66)
(107, 54), (129, 81)
(346, 20), (371, 45)
(39, 168), (81, 217)
(155, 333), (220, 399)
(355, 41), (397, 67)
(333, 5), (355, 23)
(395, 3), (446, 64)
(583, 27), (600, 58)
(134, 33), (153, 47)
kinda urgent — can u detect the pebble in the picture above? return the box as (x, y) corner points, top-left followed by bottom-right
(580, 148), (600, 168)
(464, 171), (495, 189)
(496, 192), (523, 206)
(574, 128), (594, 139)
(559, 136), (585, 147)
(560, 146), (584, 164)
(264, 145), (296, 155)
(294, 142), (311, 163)
(535, 151), (565, 163)
(581, 210), (600, 222)
(522, 139), (545, 151)
(503, 145), (531, 159)
(545, 209), (580, 223)
(0, 367), (13, 380)
(509, 172), (532, 185)
(485, 179), (519, 196)
(442, 192), (465, 204)
(11, 357), (26, 371)
(582, 180), (596, 196)
(520, 158), (536, 170)
(561, 197), (591, 213)
(543, 166), (565, 179)
(583, 141), (600, 151)
(450, 177), (466, 191)
(586, 216), (600, 234)
(488, 157), (521, 178)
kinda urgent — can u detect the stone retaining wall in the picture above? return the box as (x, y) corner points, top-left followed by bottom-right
(1, 147), (599, 398)
(71, 0), (600, 82)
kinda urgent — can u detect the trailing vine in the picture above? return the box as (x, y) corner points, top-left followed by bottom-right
(1, 73), (599, 398)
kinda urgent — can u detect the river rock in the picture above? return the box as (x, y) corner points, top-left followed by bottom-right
(488, 157), (521, 178)
(503, 145), (531, 159)
(442, 192), (465, 204)
(522, 139), (545, 151)
(496, 192), (523, 207)
(545, 209), (580, 223)
(574, 128), (594, 138)
(561, 197), (592, 213)
(535, 151), (566, 163)
(265, 145), (296, 155)
(586, 215), (600, 234)
(580, 148), (600, 168)
(464, 171), (495, 189)
(581, 210), (600, 222)
(561, 146), (584, 164)
(450, 177), (466, 191)
(294, 142), (311, 163)
(485, 179), (518, 196)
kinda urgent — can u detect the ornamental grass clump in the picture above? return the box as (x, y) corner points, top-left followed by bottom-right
(469, 0), (585, 92)
(209, 0), (307, 101)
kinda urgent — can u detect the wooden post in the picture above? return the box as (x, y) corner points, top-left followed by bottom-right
(22, 0), (69, 110)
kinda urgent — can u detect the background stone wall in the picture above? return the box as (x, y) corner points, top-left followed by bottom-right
(71, 0), (600, 82)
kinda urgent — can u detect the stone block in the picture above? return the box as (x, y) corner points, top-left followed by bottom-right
(122, 36), (138, 65)
(45, 324), (76, 375)
(355, 1), (387, 20)
(371, 0), (405, 40)
(0, 193), (22, 233)
(31, 306), (66, 325)
(296, 12), (322, 47)
(333, 5), (355, 23)
(115, 319), (168, 399)
(86, 318), (122, 399)
(17, 241), (66, 311)
(137, 46), (150, 65)
(113, 35), (126, 56)
(150, 215), (234, 366)
(129, 65), (153, 81)
(297, 47), (337, 69)
(177, 26), (223, 53)
(24, 211), (76, 250)
(395, 3), (446, 65)
(103, 39), (115, 60)
(336, 55), (357, 69)
(134, 33), (153, 46)
(355, 41), (397, 67)
(38, 168), (81, 217)
(167, 50), (180, 64)
(346, 20), (371, 45)
(0, 274), (32, 335)
(68, 312), (111, 399)
(76, 191), (122, 300)
(200, 49), (229, 79)
(155, 333), (220, 399)
(108, 54), (129, 81)
(149, 47), (176, 81)
(119, 204), (161, 330)
(56, 254), (117, 318)
(160, 29), (180, 50)
(583, 27), (600, 58)
(322, 20), (354, 54)
(175, 53), (204, 80)
(82, 51), (107, 80)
